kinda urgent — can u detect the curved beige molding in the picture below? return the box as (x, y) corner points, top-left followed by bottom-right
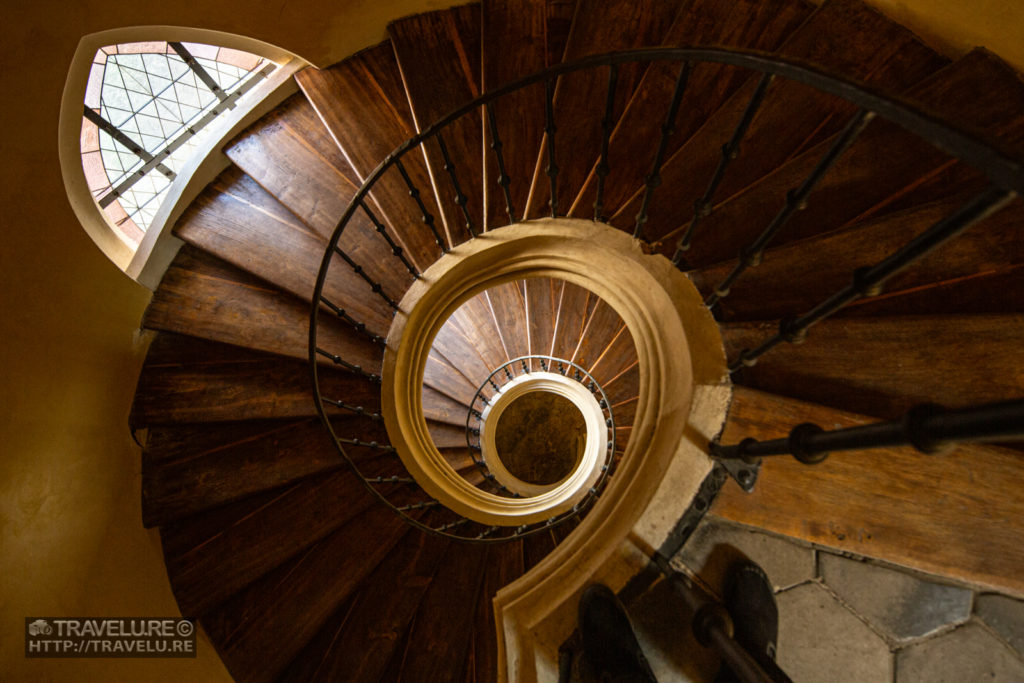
(479, 372), (607, 501)
(381, 218), (730, 681)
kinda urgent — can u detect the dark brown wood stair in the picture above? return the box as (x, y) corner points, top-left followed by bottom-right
(126, 0), (1024, 680)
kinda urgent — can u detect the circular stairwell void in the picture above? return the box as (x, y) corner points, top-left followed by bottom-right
(383, 218), (731, 529)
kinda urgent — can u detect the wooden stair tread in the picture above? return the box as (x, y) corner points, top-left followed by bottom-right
(525, 0), (683, 219)
(389, 4), (483, 244)
(569, 0), (814, 219)
(713, 386), (1024, 596)
(144, 246), (382, 373)
(549, 280), (596, 361)
(277, 528), (451, 683)
(142, 416), (382, 527)
(525, 277), (559, 364)
(449, 293), (514, 371)
(471, 541), (526, 681)
(680, 48), (1024, 267)
(425, 350), (480, 406)
(693, 195), (1024, 321)
(485, 281), (532, 361)
(614, 0), (948, 244)
(722, 314), (1024, 420)
(173, 167), (394, 337)
(200, 502), (412, 682)
(295, 43), (446, 269)
(131, 333), (380, 426)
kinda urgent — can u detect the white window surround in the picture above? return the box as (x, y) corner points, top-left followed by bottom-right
(59, 27), (309, 289)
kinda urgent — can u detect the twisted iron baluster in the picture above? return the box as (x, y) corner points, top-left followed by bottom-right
(394, 158), (448, 252)
(321, 397), (383, 422)
(319, 296), (386, 348)
(635, 61), (692, 240)
(486, 102), (517, 224)
(728, 186), (1016, 372)
(594, 64), (620, 222)
(545, 77), (559, 217)
(436, 132), (477, 239)
(707, 109), (876, 308)
(673, 73), (775, 266)
(359, 200), (419, 277)
(314, 347), (382, 383)
(332, 246), (399, 310)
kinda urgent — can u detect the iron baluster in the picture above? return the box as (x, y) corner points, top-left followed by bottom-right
(711, 399), (1024, 464)
(436, 132), (477, 239)
(635, 61), (692, 240)
(594, 64), (620, 222)
(394, 158), (448, 252)
(673, 73), (775, 265)
(321, 397), (383, 422)
(728, 186), (1016, 373)
(360, 200), (419, 278)
(545, 77), (559, 217)
(366, 476), (415, 484)
(332, 246), (399, 310)
(707, 109), (876, 308)
(319, 296), (386, 348)
(337, 437), (395, 452)
(314, 347), (382, 383)
(486, 102), (517, 224)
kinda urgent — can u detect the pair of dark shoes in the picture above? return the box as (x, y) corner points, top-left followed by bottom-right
(577, 562), (780, 682)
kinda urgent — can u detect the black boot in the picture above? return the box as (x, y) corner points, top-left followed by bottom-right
(578, 584), (658, 683)
(718, 561), (788, 682)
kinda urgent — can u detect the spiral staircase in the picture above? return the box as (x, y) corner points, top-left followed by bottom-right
(128, 0), (1024, 680)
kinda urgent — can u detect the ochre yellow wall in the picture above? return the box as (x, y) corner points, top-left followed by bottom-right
(2, 0), (1022, 681)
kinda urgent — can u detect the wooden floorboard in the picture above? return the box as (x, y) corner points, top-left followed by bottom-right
(713, 386), (1024, 597)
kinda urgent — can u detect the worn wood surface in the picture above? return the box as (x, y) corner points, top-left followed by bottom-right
(296, 43), (445, 269)
(680, 49), (1024, 267)
(393, 543), (489, 679)
(130, 333), (380, 426)
(201, 503), (411, 682)
(145, 246), (382, 372)
(486, 281), (532, 361)
(425, 350), (479, 406)
(141, 416), (382, 527)
(278, 528), (450, 683)
(693, 196), (1024, 321)
(614, 0), (947, 246)
(723, 314), (1024, 420)
(433, 320), (496, 388)
(223, 96), (412, 299)
(713, 387), (1024, 597)
(390, 5), (482, 244)
(550, 280), (595, 361)
(473, 541), (526, 681)
(526, 0), (681, 219)
(450, 292), (512, 371)
(570, 0), (814, 218)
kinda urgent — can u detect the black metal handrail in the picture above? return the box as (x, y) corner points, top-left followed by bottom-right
(711, 399), (1024, 464)
(309, 46), (1023, 542)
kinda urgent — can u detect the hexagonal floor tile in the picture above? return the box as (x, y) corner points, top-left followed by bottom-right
(896, 622), (1024, 681)
(976, 593), (1024, 657)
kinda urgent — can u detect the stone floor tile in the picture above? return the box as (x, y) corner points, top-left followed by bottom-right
(896, 622), (1024, 682)
(674, 516), (815, 593)
(776, 582), (892, 682)
(819, 552), (972, 642)
(976, 593), (1024, 656)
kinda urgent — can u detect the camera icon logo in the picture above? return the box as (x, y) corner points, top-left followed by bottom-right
(28, 619), (52, 636)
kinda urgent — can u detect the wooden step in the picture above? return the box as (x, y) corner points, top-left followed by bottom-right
(141, 416), (383, 527)
(425, 350), (480, 406)
(130, 333), (380, 426)
(713, 387), (1024, 596)
(524, 277), (559, 366)
(200, 502), (412, 682)
(277, 528), (451, 682)
(569, 0), (814, 219)
(613, 0), (947, 245)
(550, 280), (597, 361)
(449, 292), (514, 371)
(389, 4), (482, 244)
(572, 298), (627, 371)
(173, 167), (393, 337)
(161, 467), (385, 616)
(429, 420), (471, 449)
(722, 314), (1024, 420)
(144, 246), (382, 373)
(484, 281), (531, 362)
(433, 319), (497, 389)
(680, 49), (1024, 268)
(391, 542), (489, 679)
(224, 95), (413, 301)
(295, 43), (446, 269)
(693, 195), (1024, 321)
(424, 384), (473, 426)
(481, 0), (577, 227)
(471, 541), (526, 681)
(525, 0), (683, 219)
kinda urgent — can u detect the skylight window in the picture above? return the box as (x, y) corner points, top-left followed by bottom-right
(80, 42), (275, 247)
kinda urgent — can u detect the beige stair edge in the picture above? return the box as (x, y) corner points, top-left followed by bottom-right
(380, 218), (731, 680)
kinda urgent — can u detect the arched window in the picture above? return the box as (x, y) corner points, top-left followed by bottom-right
(81, 42), (275, 247)
(61, 29), (305, 284)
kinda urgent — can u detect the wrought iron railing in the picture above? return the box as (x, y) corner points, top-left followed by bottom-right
(309, 47), (1024, 543)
